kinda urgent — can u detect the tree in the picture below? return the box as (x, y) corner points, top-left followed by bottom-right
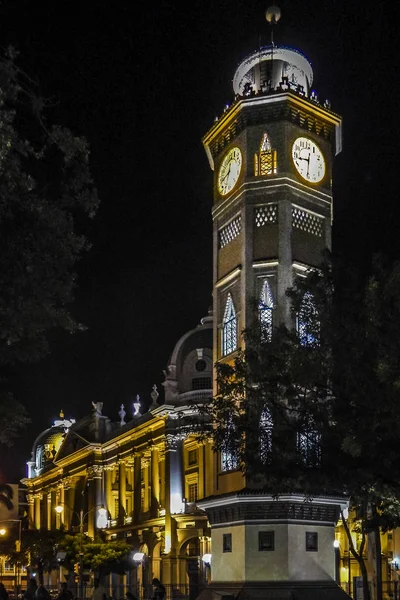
(58, 533), (131, 576)
(0, 47), (99, 444)
(204, 253), (400, 600)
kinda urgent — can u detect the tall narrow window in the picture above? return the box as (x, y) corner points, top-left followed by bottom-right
(260, 408), (273, 464)
(297, 421), (321, 467)
(221, 416), (239, 472)
(296, 291), (320, 347)
(254, 132), (277, 176)
(222, 293), (237, 356)
(259, 279), (274, 342)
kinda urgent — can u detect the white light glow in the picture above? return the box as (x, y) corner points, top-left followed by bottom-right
(170, 493), (184, 514)
(333, 540), (340, 548)
(202, 554), (212, 564)
(96, 507), (108, 529)
(133, 552), (145, 562)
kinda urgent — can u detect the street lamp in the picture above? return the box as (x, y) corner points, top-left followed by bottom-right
(55, 504), (107, 598)
(0, 520), (22, 593)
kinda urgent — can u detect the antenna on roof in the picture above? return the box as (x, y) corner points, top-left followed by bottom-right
(265, 6), (281, 90)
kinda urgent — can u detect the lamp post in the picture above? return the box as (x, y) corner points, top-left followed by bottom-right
(132, 553), (145, 600)
(0, 519), (22, 594)
(55, 504), (107, 599)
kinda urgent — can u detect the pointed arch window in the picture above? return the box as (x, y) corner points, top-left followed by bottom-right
(260, 408), (273, 464)
(296, 291), (320, 347)
(222, 293), (237, 356)
(297, 421), (321, 467)
(221, 418), (239, 472)
(259, 279), (274, 342)
(254, 132), (277, 176)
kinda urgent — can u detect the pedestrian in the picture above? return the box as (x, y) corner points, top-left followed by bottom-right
(91, 579), (107, 600)
(151, 579), (165, 600)
(56, 583), (73, 600)
(24, 579), (38, 600)
(35, 585), (51, 600)
(0, 583), (8, 600)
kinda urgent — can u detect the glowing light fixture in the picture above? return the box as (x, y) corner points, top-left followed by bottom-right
(333, 540), (340, 548)
(133, 552), (145, 562)
(202, 553), (212, 565)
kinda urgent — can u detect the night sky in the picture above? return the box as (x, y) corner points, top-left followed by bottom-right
(0, 0), (398, 480)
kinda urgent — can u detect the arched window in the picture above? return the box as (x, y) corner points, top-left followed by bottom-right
(222, 293), (237, 356)
(259, 279), (274, 342)
(296, 291), (320, 346)
(297, 422), (321, 467)
(254, 132), (277, 176)
(221, 416), (239, 472)
(260, 408), (273, 463)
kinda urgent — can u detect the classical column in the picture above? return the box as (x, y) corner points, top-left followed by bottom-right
(142, 455), (150, 513)
(118, 459), (126, 525)
(34, 494), (41, 530)
(87, 465), (103, 537)
(151, 447), (160, 518)
(133, 454), (141, 524)
(198, 443), (205, 500)
(164, 432), (183, 588)
(47, 492), (52, 530)
(27, 494), (35, 529)
(104, 466), (114, 519)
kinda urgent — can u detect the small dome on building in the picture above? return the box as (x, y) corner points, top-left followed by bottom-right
(163, 313), (213, 407)
(27, 411), (76, 478)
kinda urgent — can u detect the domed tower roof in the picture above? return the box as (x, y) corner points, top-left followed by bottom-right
(27, 410), (76, 478)
(233, 45), (313, 98)
(163, 313), (213, 408)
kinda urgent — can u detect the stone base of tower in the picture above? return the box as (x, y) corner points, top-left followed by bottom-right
(196, 580), (351, 600)
(196, 492), (350, 600)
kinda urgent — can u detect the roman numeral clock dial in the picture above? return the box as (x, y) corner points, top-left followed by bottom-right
(217, 147), (243, 196)
(292, 136), (326, 183)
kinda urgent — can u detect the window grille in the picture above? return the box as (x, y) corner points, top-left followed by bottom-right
(255, 204), (277, 227)
(188, 483), (198, 503)
(192, 377), (212, 390)
(219, 216), (242, 249)
(292, 207), (323, 237)
(297, 425), (321, 467)
(260, 408), (273, 463)
(222, 293), (237, 356)
(259, 531), (275, 551)
(296, 291), (320, 347)
(221, 449), (239, 472)
(259, 279), (274, 342)
(223, 533), (232, 552)
(306, 532), (318, 551)
(254, 132), (277, 176)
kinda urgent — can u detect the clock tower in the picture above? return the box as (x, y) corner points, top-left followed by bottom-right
(197, 14), (349, 600)
(202, 38), (342, 370)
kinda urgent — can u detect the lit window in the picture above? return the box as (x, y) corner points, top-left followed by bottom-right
(188, 483), (198, 503)
(296, 292), (320, 346)
(260, 408), (273, 463)
(222, 293), (237, 356)
(254, 132), (277, 176)
(259, 279), (274, 342)
(297, 423), (321, 467)
(221, 450), (239, 472)
(259, 531), (274, 551)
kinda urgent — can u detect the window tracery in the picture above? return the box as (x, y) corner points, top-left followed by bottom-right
(222, 293), (237, 356)
(259, 279), (274, 342)
(254, 132), (277, 176)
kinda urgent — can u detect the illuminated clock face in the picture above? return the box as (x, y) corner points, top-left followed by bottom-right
(292, 137), (326, 183)
(217, 147), (242, 195)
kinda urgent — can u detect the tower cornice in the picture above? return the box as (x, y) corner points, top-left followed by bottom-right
(203, 91), (342, 171)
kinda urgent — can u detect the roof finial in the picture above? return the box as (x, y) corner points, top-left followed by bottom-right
(265, 6), (281, 46)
